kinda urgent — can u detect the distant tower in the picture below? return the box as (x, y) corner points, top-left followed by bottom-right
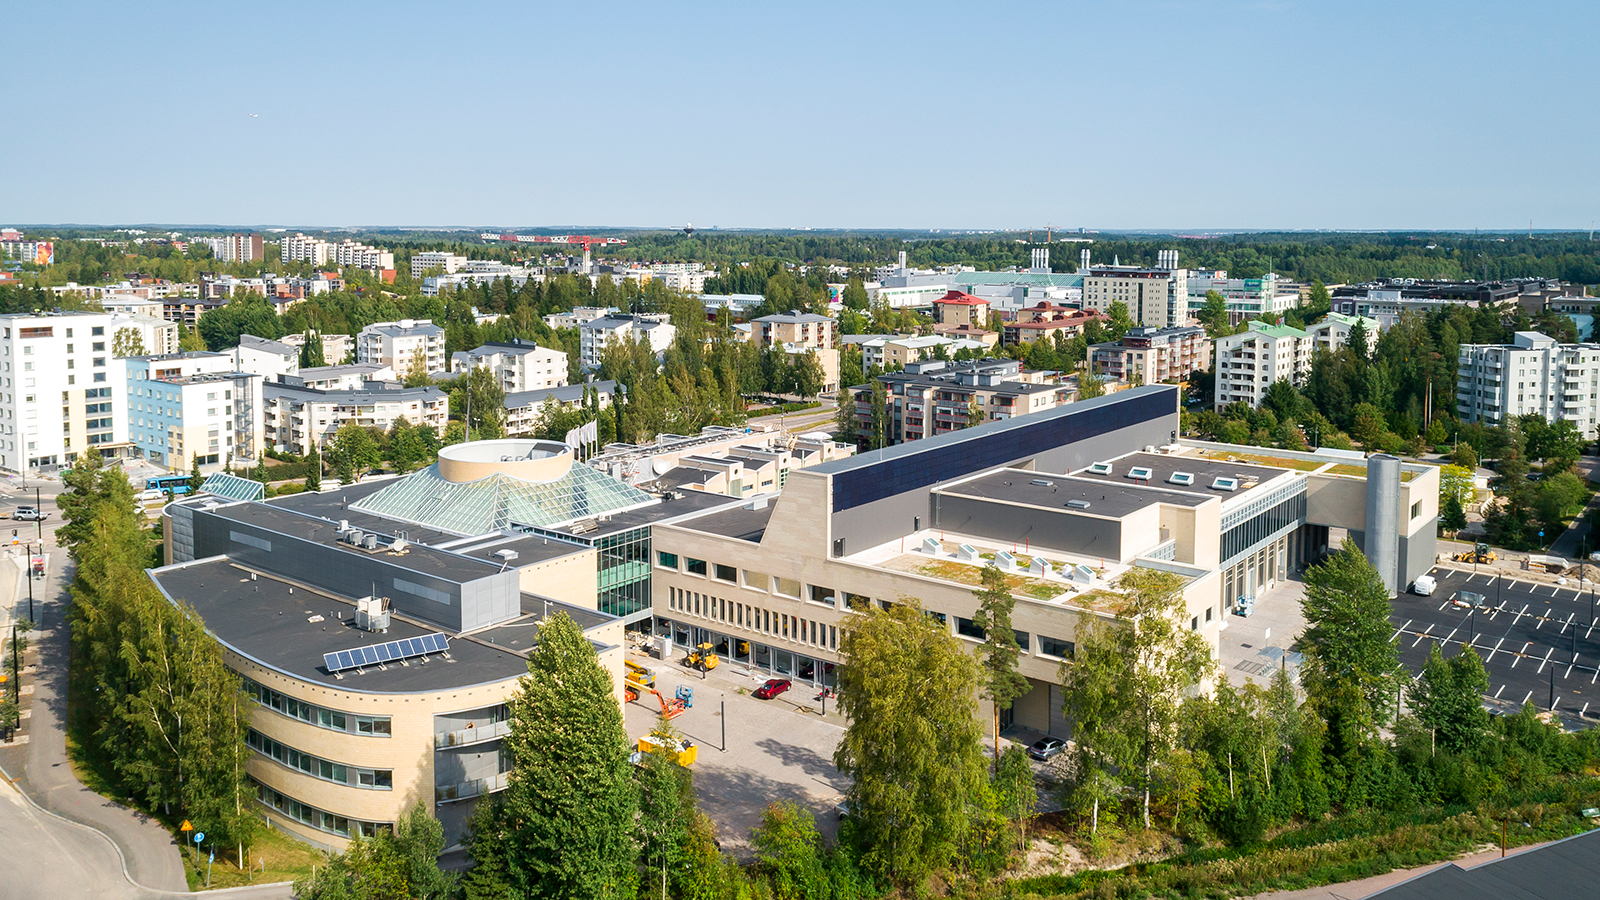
(1080, 248), (1091, 272)
(897, 250), (908, 275)
(1030, 248), (1049, 273)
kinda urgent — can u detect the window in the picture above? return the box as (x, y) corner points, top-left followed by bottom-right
(807, 585), (836, 605)
(91, 326), (104, 336)
(656, 551), (678, 570)
(1411, 501), (1421, 520)
(774, 577), (800, 598)
(743, 570), (770, 591)
(92, 342), (105, 352)
(1040, 636), (1075, 659)
(714, 563), (737, 582)
(1013, 630), (1030, 653)
(956, 617), (985, 640)
(685, 557), (707, 577)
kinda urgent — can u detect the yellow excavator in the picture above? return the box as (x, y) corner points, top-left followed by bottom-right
(1454, 542), (1496, 564)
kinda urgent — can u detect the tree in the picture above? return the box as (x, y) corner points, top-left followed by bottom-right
(112, 326), (146, 357)
(1440, 494), (1468, 533)
(1440, 464), (1475, 509)
(197, 295), (282, 351)
(1060, 568), (1212, 831)
(750, 802), (829, 900)
(1298, 539), (1400, 761)
(296, 800), (454, 900)
(972, 566), (1028, 771)
(404, 346), (432, 387)
(1451, 441), (1479, 470)
(454, 367), (507, 440)
(1078, 367), (1105, 400)
(1200, 290), (1230, 336)
(498, 613), (638, 900)
(966, 394), (985, 428)
(305, 442), (322, 491)
(1534, 471), (1586, 537)
(790, 351), (824, 400)
(178, 321), (206, 352)
(636, 716), (696, 900)
(833, 387), (857, 443)
(329, 423), (381, 483)
(834, 599), (986, 887)
(299, 331), (327, 368)
(1409, 643), (1491, 757)
(188, 455), (205, 493)
(868, 380), (889, 450)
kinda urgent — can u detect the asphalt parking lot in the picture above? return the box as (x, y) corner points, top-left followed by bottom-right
(621, 652), (851, 853)
(1392, 565), (1600, 719)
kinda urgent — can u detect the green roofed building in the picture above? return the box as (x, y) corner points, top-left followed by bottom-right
(1214, 320), (1313, 411)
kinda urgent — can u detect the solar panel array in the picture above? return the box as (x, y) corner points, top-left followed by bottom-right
(324, 633), (449, 674)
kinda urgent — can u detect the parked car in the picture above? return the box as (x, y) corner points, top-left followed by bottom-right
(1411, 575), (1437, 596)
(1027, 737), (1066, 761)
(12, 506), (45, 521)
(135, 489), (167, 502)
(753, 678), (791, 700)
(834, 799), (854, 819)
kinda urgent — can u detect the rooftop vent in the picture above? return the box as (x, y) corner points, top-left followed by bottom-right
(1066, 499), (1092, 509)
(1030, 478), (1053, 487)
(1212, 477), (1239, 492)
(1087, 462), (1113, 476)
(1168, 472), (1194, 486)
(1127, 466), (1154, 481)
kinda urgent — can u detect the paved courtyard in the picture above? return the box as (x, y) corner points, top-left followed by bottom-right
(1219, 575), (1307, 690)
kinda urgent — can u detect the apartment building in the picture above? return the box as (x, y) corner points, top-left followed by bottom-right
(1213, 321), (1312, 411)
(125, 352), (266, 470)
(233, 334), (300, 381)
(578, 314), (676, 370)
(450, 341), (568, 393)
(202, 233), (264, 263)
(1089, 325), (1211, 385)
(281, 233), (333, 266)
(295, 363), (394, 391)
(931, 291), (991, 327)
(0, 312), (132, 474)
(1082, 251), (1189, 328)
(334, 241), (395, 273)
(1306, 312), (1379, 355)
(543, 306), (619, 330)
(263, 382), (448, 454)
(752, 310), (839, 394)
(1456, 331), (1600, 438)
(1186, 270), (1299, 324)
(357, 320), (447, 376)
(503, 381), (617, 437)
(1000, 304), (1104, 346)
(0, 237), (54, 266)
(411, 252), (468, 279)
(281, 332), (353, 366)
(860, 334), (988, 371)
(102, 310), (179, 356)
(854, 358), (1069, 445)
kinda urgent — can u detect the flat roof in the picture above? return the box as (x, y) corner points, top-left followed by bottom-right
(1073, 451), (1290, 500)
(545, 488), (733, 539)
(673, 501), (777, 542)
(939, 468), (1209, 519)
(152, 558), (528, 693)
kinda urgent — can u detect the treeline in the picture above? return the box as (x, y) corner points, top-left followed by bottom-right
(57, 456), (259, 867)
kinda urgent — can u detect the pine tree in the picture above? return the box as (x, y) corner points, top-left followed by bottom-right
(499, 613), (638, 900)
(305, 442), (321, 492)
(833, 387), (857, 443)
(1409, 642), (1491, 756)
(972, 565), (1028, 771)
(188, 455), (205, 494)
(1299, 538), (1401, 763)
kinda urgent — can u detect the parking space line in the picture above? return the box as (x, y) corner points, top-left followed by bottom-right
(1537, 609), (1549, 630)
(1392, 618), (1413, 641)
(1523, 690), (1534, 706)
(1514, 604), (1529, 625)
(1512, 641), (1532, 668)
(1537, 647), (1555, 673)
(1411, 623), (1436, 648)
(1438, 599), (1451, 612)
(1566, 655), (1577, 678)
(1441, 625), (1459, 646)
(1487, 637), (1506, 663)
(1562, 613), (1575, 634)
(1495, 684), (1505, 699)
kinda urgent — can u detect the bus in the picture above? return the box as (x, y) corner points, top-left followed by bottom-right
(146, 475), (194, 496)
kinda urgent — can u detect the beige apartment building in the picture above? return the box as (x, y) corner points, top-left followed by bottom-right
(753, 311), (839, 396)
(932, 291), (991, 327)
(1089, 325), (1211, 385)
(1213, 321), (1313, 411)
(358, 319), (447, 376)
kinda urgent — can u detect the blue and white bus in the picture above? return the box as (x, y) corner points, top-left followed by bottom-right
(146, 475), (193, 496)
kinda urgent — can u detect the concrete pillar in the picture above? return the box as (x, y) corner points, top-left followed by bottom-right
(1365, 454), (1402, 596)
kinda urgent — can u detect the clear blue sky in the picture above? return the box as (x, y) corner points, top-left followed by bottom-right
(10, 1), (1596, 231)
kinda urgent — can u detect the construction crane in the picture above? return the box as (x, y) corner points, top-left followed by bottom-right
(478, 232), (628, 272)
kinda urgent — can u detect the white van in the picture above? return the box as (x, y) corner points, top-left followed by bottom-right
(1411, 575), (1436, 596)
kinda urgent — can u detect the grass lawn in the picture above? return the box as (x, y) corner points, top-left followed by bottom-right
(1196, 449), (1324, 472)
(183, 824), (325, 891)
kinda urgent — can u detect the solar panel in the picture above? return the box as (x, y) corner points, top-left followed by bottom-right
(324, 633), (451, 674)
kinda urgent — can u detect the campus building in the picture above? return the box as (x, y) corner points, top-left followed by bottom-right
(154, 440), (636, 846)
(648, 386), (1438, 737)
(1185, 270), (1299, 324)
(1456, 331), (1600, 439)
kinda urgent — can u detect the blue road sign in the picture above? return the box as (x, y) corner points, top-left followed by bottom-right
(194, 832), (204, 843)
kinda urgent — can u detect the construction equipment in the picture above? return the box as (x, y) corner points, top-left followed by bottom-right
(625, 678), (687, 719)
(638, 733), (698, 766)
(1454, 543), (1497, 564)
(685, 642), (719, 672)
(625, 660), (656, 689)
(478, 232), (627, 272)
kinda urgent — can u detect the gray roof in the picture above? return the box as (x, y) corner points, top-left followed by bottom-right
(237, 334), (297, 358)
(675, 501), (776, 542)
(1073, 451), (1289, 501)
(458, 340), (552, 359)
(753, 310), (832, 324)
(1366, 825), (1600, 900)
(264, 381), (446, 404)
(299, 363), (389, 380)
(938, 468), (1209, 519)
(366, 321), (444, 337)
(505, 380), (617, 410)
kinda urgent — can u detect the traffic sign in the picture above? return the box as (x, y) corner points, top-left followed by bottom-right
(180, 820), (192, 831)
(194, 832), (204, 843)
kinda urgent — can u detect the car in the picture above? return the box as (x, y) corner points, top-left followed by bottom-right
(1411, 575), (1436, 596)
(753, 678), (791, 700)
(12, 506), (45, 521)
(135, 489), (167, 502)
(834, 799), (854, 819)
(1027, 737), (1066, 761)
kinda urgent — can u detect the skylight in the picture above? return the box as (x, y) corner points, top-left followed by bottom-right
(1212, 477), (1239, 492)
(1087, 462), (1113, 475)
(1127, 466), (1154, 481)
(1167, 472), (1194, 486)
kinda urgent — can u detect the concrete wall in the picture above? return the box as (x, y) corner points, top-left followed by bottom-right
(515, 549), (599, 610)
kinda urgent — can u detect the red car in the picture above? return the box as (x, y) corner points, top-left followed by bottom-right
(753, 678), (791, 699)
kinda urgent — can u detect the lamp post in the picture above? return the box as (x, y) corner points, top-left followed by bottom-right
(25, 542), (33, 623)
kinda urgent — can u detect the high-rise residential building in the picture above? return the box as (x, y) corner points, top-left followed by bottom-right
(1456, 331), (1600, 438)
(450, 340), (569, 393)
(1213, 321), (1313, 410)
(1082, 250), (1189, 328)
(1089, 325), (1211, 385)
(334, 240), (395, 272)
(1306, 312), (1379, 355)
(752, 311), (838, 395)
(125, 351), (265, 470)
(357, 319), (447, 375)
(410, 252), (468, 279)
(203, 233), (264, 263)
(0, 312), (132, 474)
(281, 233), (333, 265)
(232, 334), (301, 381)
(578, 314), (676, 370)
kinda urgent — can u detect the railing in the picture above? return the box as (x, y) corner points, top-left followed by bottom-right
(435, 771), (509, 802)
(434, 719), (512, 749)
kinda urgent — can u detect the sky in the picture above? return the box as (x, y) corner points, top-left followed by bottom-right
(8, 0), (1597, 231)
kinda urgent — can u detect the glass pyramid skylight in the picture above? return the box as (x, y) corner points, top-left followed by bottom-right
(350, 462), (656, 535)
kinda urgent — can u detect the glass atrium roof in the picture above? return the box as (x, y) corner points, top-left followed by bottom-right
(200, 472), (266, 502)
(350, 461), (656, 535)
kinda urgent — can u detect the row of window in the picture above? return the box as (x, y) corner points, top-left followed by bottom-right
(667, 585), (840, 651)
(252, 778), (388, 839)
(244, 678), (392, 736)
(657, 553), (838, 606)
(247, 729), (392, 789)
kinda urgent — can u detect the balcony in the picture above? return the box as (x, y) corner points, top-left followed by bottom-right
(435, 720), (512, 749)
(435, 771), (510, 803)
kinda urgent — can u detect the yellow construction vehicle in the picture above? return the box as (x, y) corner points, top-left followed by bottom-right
(624, 678), (688, 719)
(685, 642), (720, 672)
(638, 733), (698, 766)
(625, 660), (656, 688)
(1454, 543), (1497, 564)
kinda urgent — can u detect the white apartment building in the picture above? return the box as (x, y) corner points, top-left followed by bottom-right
(279, 332), (353, 366)
(263, 383), (449, 454)
(1186, 270), (1300, 324)
(1213, 321), (1313, 411)
(232, 334), (300, 381)
(450, 340), (568, 393)
(0, 312), (134, 474)
(295, 363), (394, 391)
(125, 351), (266, 470)
(411, 252), (468, 279)
(543, 306), (619, 330)
(334, 241), (395, 272)
(357, 319), (447, 375)
(579, 314), (676, 370)
(102, 310), (179, 356)
(1306, 312), (1380, 355)
(1457, 331), (1600, 438)
(280, 233), (333, 265)
(1082, 251), (1190, 328)
(201, 233), (263, 263)
(421, 267), (541, 297)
